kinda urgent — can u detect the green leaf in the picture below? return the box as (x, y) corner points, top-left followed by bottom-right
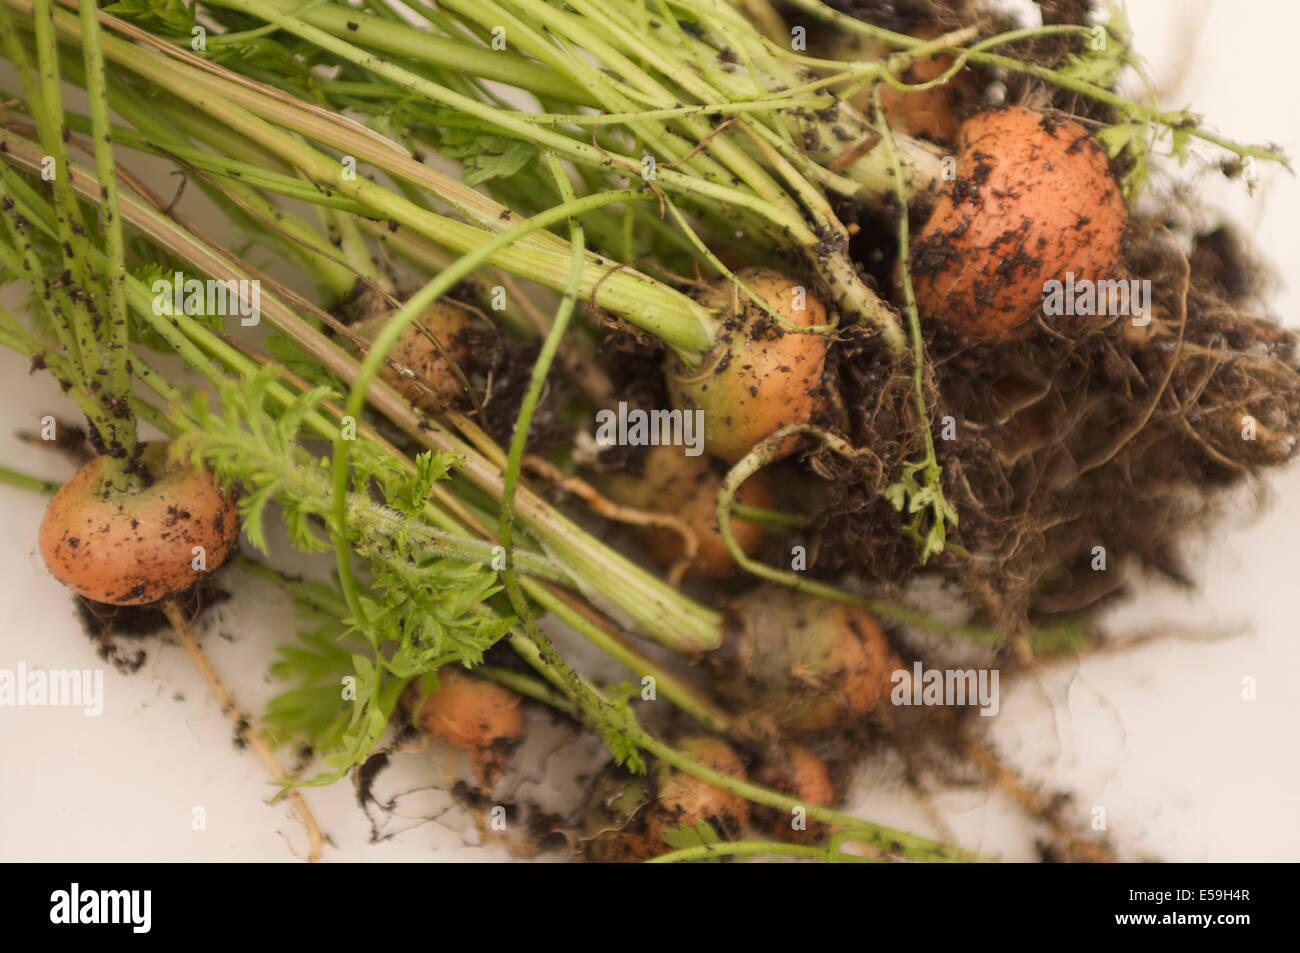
(461, 138), (538, 187)
(660, 820), (724, 861)
(283, 504), (332, 553)
(1096, 122), (1140, 160)
(264, 333), (340, 390)
(128, 261), (226, 352)
(210, 39), (316, 94)
(598, 723), (646, 774)
(103, 0), (195, 35)
(175, 366), (515, 784)
(236, 480), (280, 554)
(920, 520), (946, 562)
(885, 457), (958, 564)
(1060, 49), (1123, 89)
(1169, 125), (1193, 166)
(882, 481), (908, 511)
(385, 450), (454, 517)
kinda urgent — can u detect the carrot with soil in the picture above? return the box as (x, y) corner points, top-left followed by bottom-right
(910, 106), (1129, 337)
(2, 0), (1294, 866)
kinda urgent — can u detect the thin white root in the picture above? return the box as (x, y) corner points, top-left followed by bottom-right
(162, 600), (325, 863)
(961, 734), (1114, 864)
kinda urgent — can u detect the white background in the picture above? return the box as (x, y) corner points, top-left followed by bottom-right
(1, 0), (1297, 861)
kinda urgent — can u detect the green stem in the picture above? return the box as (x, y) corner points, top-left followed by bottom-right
(330, 183), (659, 625)
(730, 502), (806, 531)
(16, 0), (720, 358)
(486, 152), (621, 725)
(0, 166), (81, 366)
(519, 577), (733, 734)
(474, 664), (577, 715)
(29, 0), (95, 308)
(240, 0), (593, 103)
(872, 88), (936, 465)
(497, 151), (584, 573)
(783, 0), (1289, 170)
(0, 464), (60, 495)
(74, 0), (138, 487)
(646, 840), (877, 863)
(2, 118), (724, 656)
(71, 28), (124, 324)
(0, 194), (116, 429)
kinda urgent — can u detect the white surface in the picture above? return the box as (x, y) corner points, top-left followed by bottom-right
(2, 0), (1298, 862)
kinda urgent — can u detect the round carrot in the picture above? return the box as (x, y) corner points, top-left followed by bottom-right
(415, 667), (525, 786)
(601, 443), (774, 577)
(353, 300), (475, 410)
(38, 442), (239, 606)
(712, 588), (894, 734)
(911, 106), (1128, 336)
(666, 268), (830, 463)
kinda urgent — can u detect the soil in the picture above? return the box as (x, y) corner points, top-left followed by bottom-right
(821, 206), (1297, 632)
(45, 0), (1286, 864)
(73, 577), (230, 674)
(787, 1), (1300, 632)
(575, 0), (1297, 861)
(477, 337), (573, 453)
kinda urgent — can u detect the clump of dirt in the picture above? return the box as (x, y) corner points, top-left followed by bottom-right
(816, 0), (990, 36)
(599, 326), (670, 406)
(801, 318), (937, 588)
(451, 781), (574, 856)
(476, 338), (573, 454)
(587, 327), (671, 478)
(74, 579), (230, 674)
(790, 0), (1300, 632)
(333, 280), (574, 453)
(819, 215), (1300, 631)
